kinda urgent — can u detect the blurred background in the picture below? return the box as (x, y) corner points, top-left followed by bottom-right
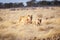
(0, 0), (60, 8)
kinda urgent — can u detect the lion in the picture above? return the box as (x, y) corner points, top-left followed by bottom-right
(19, 15), (32, 24)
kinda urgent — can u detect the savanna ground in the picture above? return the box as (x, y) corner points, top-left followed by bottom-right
(0, 7), (60, 40)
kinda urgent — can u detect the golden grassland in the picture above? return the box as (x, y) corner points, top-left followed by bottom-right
(0, 7), (60, 40)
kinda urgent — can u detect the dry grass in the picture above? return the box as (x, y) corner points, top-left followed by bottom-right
(0, 7), (60, 40)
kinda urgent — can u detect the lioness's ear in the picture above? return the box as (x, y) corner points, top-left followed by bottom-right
(19, 16), (23, 22)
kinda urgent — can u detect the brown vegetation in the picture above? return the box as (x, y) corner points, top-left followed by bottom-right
(0, 7), (60, 40)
